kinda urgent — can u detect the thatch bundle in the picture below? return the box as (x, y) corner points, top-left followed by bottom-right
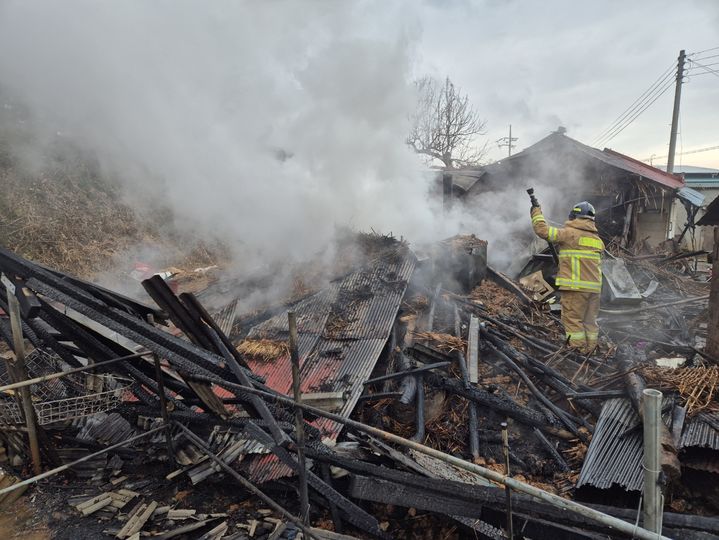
(411, 331), (466, 354)
(237, 339), (289, 362)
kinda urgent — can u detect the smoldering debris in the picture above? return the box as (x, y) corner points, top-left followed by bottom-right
(0, 231), (718, 540)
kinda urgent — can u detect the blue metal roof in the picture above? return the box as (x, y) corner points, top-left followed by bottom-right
(677, 186), (706, 207)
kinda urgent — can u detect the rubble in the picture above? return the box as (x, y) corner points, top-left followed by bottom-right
(0, 232), (718, 539)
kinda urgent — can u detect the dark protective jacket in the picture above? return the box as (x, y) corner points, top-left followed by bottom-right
(531, 206), (604, 293)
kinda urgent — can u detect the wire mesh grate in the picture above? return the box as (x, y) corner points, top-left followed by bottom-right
(0, 349), (133, 426)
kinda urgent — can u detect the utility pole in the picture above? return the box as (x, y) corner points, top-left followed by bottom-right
(497, 125), (518, 157)
(667, 49), (686, 174)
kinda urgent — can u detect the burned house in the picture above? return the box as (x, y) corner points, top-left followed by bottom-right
(448, 128), (697, 250)
(0, 229), (717, 539)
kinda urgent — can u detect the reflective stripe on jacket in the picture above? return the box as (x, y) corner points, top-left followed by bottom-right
(530, 206), (604, 293)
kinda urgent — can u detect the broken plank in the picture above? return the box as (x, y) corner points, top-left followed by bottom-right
(78, 495), (113, 516)
(425, 374), (574, 439)
(268, 522), (287, 540)
(198, 521), (229, 540)
(308, 529), (363, 540)
(116, 500), (158, 539)
(166, 508), (196, 520)
(155, 518), (218, 539)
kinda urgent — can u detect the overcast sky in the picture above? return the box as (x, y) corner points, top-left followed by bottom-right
(415, 0), (719, 168)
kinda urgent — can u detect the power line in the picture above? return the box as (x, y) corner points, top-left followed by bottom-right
(642, 144), (719, 163)
(591, 65), (674, 145)
(689, 45), (719, 56)
(688, 60), (719, 69)
(591, 63), (675, 145)
(688, 59), (719, 79)
(595, 78), (675, 147)
(691, 53), (719, 63)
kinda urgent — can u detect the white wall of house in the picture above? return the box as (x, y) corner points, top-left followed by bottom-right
(636, 204), (673, 247)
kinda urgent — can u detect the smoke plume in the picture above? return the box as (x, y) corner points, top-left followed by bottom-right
(0, 1), (555, 298)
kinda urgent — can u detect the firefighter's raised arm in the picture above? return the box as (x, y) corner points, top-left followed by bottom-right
(530, 206), (565, 243)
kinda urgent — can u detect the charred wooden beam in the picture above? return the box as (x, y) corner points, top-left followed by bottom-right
(411, 374), (425, 442)
(243, 422), (389, 538)
(424, 374), (574, 440)
(357, 391), (403, 403)
(532, 428), (569, 472)
(405, 342), (454, 364)
(348, 473), (719, 538)
(463, 312), (480, 460)
(363, 361), (450, 386)
(142, 275), (215, 351)
(484, 336), (584, 440)
(179, 292), (250, 369)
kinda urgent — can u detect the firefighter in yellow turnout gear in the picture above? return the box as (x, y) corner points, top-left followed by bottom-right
(530, 202), (605, 353)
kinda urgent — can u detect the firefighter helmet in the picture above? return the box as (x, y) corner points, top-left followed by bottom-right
(568, 201), (596, 220)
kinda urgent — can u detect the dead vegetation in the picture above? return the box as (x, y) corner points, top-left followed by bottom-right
(411, 331), (466, 353)
(641, 364), (719, 416)
(0, 122), (225, 278)
(236, 339), (289, 362)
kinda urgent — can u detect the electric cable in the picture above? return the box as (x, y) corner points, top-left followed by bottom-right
(687, 60), (719, 79)
(591, 63), (675, 146)
(689, 45), (719, 56)
(641, 144), (719, 163)
(595, 78), (675, 146)
(690, 53), (719, 63)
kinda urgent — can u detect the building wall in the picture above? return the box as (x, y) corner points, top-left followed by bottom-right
(670, 188), (719, 251)
(636, 205), (672, 247)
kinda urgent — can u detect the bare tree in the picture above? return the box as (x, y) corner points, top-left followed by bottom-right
(407, 76), (488, 169)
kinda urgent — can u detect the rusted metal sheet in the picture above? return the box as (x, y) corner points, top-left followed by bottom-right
(601, 149), (684, 190)
(244, 255), (416, 482)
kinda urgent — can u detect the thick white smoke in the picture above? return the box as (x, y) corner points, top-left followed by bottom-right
(0, 2), (445, 265)
(0, 0), (567, 301)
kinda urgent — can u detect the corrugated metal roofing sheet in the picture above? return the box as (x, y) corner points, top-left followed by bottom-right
(244, 252), (416, 482)
(601, 149), (684, 190)
(577, 398), (645, 491)
(577, 397), (673, 492)
(681, 414), (719, 450)
(213, 298), (239, 337)
(578, 399), (719, 492)
(677, 186), (705, 207)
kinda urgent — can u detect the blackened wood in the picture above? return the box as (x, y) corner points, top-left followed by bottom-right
(362, 361), (450, 386)
(425, 374), (574, 440)
(410, 374), (425, 442)
(348, 473), (719, 536)
(484, 337), (583, 440)
(532, 428), (569, 472)
(320, 463), (343, 534)
(142, 276), (214, 351)
(243, 423), (388, 538)
(179, 292), (250, 369)
(707, 227), (719, 357)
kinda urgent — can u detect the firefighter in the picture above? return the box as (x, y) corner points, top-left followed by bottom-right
(530, 201), (604, 353)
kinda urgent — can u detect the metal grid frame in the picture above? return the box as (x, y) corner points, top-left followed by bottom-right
(0, 377), (132, 425)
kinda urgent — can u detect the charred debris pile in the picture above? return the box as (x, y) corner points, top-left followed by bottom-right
(0, 233), (716, 540)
